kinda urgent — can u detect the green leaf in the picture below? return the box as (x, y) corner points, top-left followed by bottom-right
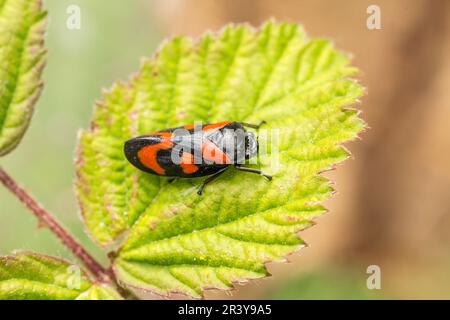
(0, 252), (122, 300)
(0, 0), (47, 156)
(75, 284), (123, 300)
(76, 21), (365, 298)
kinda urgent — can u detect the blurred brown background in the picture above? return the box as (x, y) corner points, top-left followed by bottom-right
(1, 0), (449, 299)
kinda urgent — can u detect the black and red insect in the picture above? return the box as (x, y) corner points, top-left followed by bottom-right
(124, 121), (272, 195)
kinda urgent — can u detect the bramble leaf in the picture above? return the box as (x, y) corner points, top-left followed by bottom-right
(0, 0), (47, 156)
(76, 21), (365, 298)
(0, 252), (122, 300)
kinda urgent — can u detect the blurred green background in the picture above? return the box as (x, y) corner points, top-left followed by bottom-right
(1, 0), (450, 299)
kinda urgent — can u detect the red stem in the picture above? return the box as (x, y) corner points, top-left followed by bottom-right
(0, 166), (111, 283)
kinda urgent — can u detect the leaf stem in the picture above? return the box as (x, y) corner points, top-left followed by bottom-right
(0, 166), (111, 283)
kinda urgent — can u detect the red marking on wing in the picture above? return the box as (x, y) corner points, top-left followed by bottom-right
(137, 132), (173, 175)
(202, 121), (232, 133)
(180, 152), (199, 174)
(183, 124), (195, 130)
(202, 140), (231, 164)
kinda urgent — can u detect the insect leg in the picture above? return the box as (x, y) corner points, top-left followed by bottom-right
(234, 165), (272, 180)
(240, 121), (267, 129)
(167, 178), (176, 183)
(197, 168), (229, 195)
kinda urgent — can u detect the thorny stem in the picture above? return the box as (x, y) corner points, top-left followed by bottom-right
(0, 166), (111, 283)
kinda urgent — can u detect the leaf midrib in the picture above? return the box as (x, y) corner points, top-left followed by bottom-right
(207, 28), (245, 119)
(242, 25), (298, 120)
